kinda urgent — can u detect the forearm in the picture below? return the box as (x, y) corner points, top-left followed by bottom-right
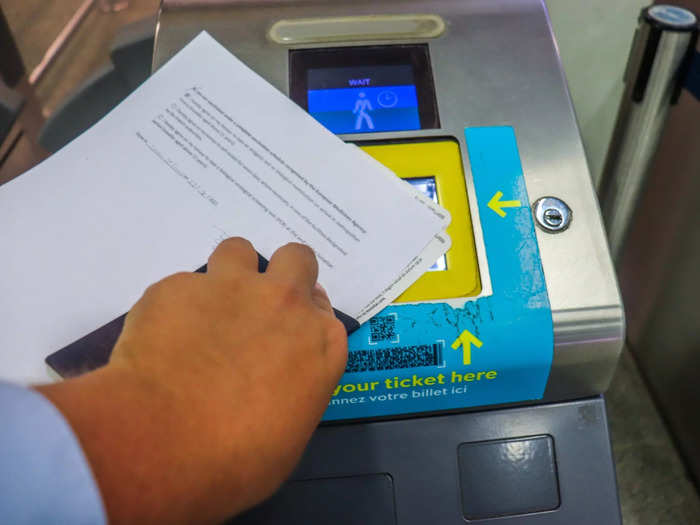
(36, 367), (261, 524)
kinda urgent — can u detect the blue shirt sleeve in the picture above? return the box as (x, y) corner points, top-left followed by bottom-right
(0, 381), (107, 524)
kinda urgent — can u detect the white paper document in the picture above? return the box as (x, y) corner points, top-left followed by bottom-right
(0, 32), (450, 384)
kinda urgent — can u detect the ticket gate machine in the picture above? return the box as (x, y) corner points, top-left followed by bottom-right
(153, 1), (625, 522)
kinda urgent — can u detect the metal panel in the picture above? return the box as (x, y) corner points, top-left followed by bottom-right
(153, 0), (624, 403)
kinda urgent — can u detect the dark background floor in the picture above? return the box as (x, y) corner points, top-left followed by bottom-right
(3, 1), (700, 523)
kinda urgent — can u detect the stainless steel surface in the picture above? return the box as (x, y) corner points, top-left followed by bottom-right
(153, 0), (624, 402)
(533, 196), (571, 233)
(599, 7), (697, 260)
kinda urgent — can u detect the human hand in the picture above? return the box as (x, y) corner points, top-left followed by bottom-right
(37, 238), (348, 524)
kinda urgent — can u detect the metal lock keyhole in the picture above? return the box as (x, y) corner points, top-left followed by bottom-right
(533, 197), (571, 233)
(543, 208), (563, 228)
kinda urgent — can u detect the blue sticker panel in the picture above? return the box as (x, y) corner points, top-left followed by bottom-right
(322, 126), (553, 421)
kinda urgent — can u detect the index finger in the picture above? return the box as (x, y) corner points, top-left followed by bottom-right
(207, 237), (259, 279)
(265, 243), (319, 291)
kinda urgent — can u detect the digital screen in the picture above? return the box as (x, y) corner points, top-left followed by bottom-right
(290, 45), (439, 134)
(307, 65), (421, 134)
(406, 177), (446, 272)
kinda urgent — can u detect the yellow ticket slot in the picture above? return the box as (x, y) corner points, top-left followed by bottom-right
(360, 140), (481, 302)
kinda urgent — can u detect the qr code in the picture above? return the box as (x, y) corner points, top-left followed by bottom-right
(346, 343), (444, 373)
(369, 314), (398, 343)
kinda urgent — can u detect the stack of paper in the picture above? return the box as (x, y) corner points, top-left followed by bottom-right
(0, 32), (450, 384)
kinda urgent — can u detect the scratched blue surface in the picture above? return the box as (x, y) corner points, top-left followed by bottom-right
(322, 126), (553, 421)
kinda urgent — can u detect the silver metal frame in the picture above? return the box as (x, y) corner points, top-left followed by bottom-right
(599, 7), (697, 261)
(152, 0), (624, 403)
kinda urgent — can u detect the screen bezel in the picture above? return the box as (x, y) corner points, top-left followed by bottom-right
(289, 45), (440, 131)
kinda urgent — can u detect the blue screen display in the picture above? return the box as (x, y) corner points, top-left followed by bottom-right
(406, 177), (446, 271)
(307, 65), (421, 134)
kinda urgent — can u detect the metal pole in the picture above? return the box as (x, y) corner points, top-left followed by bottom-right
(599, 5), (698, 261)
(28, 0), (97, 86)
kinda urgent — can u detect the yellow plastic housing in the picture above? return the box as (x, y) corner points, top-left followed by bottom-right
(360, 140), (481, 302)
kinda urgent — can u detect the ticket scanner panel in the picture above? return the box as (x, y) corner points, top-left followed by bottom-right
(153, 0), (624, 522)
(362, 140), (481, 302)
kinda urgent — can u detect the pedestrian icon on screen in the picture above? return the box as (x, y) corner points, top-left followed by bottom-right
(353, 92), (374, 131)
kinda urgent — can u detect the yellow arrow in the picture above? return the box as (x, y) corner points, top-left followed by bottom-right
(488, 191), (521, 218)
(451, 329), (484, 365)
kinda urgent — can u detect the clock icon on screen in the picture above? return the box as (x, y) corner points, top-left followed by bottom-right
(377, 90), (399, 108)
